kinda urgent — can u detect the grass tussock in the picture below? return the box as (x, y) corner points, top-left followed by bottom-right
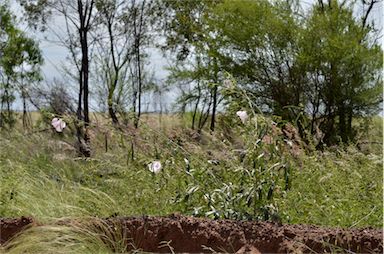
(3, 218), (130, 254)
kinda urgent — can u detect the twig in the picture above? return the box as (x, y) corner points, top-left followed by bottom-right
(349, 206), (376, 228)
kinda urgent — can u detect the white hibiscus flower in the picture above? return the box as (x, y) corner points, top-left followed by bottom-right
(148, 161), (162, 174)
(51, 118), (66, 132)
(236, 111), (248, 124)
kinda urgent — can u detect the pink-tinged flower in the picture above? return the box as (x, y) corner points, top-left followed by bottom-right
(236, 111), (248, 124)
(51, 118), (66, 132)
(148, 161), (162, 174)
(223, 79), (232, 88)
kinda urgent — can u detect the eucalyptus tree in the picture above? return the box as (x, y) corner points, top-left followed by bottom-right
(94, 0), (133, 125)
(298, 1), (382, 144)
(12, 33), (43, 129)
(0, 3), (17, 128)
(93, 0), (155, 128)
(18, 0), (98, 156)
(211, 0), (304, 118)
(130, 0), (155, 128)
(0, 3), (43, 129)
(159, 0), (224, 132)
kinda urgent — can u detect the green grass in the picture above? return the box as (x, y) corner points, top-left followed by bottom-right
(277, 147), (382, 227)
(0, 136), (186, 220)
(0, 114), (383, 231)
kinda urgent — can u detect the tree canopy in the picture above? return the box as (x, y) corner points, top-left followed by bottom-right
(0, 3), (43, 128)
(161, 0), (382, 144)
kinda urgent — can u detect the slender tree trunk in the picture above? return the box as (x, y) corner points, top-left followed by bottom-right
(133, 8), (140, 129)
(108, 95), (119, 125)
(133, 0), (147, 129)
(198, 99), (206, 131)
(107, 65), (119, 125)
(210, 58), (219, 132)
(22, 88), (29, 129)
(210, 86), (217, 132)
(135, 48), (142, 128)
(83, 31), (90, 138)
(107, 17), (120, 125)
(5, 81), (12, 127)
(132, 89), (137, 122)
(76, 0), (94, 157)
(76, 68), (84, 143)
(192, 82), (201, 130)
(76, 2), (85, 153)
(199, 95), (212, 131)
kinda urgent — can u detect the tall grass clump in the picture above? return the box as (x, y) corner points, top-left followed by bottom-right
(6, 171), (118, 219)
(3, 218), (130, 254)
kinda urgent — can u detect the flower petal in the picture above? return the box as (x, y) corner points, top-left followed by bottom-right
(236, 111), (248, 124)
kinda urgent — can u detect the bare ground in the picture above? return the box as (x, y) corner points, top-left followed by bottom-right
(1, 215), (382, 253)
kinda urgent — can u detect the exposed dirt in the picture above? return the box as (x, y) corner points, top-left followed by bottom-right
(0, 217), (34, 245)
(1, 215), (382, 253)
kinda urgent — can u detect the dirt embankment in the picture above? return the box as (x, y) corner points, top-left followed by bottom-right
(1, 215), (382, 253)
(0, 217), (34, 245)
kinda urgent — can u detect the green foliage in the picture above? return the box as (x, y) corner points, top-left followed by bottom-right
(162, 0), (382, 145)
(175, 115), (291, 221)
(172, 75), (293, 221)
(298, 3), (383, 144)
(0, 2), (43, 128)
(161, 0), (226, 131)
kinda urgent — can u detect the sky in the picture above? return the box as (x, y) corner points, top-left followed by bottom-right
(8, 0), (384, 112)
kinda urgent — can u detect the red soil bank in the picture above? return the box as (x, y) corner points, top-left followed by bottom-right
(0, 217), (34, 245)
(1, 215), (382, 253)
